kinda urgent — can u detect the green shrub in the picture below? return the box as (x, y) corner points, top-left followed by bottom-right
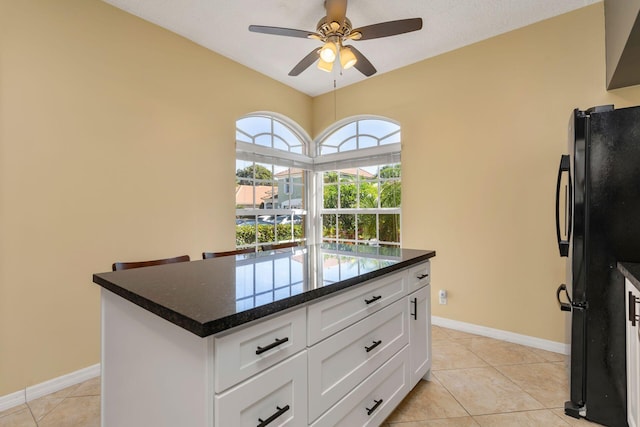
(236, 224), (304, 246)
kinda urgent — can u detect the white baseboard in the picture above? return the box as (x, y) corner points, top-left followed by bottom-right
(432, 316), (570, 355)
(0, 364), (100, 412)
(0, 390), (26, 413)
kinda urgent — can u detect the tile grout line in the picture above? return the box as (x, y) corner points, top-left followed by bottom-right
(433, 328), (484, 421)
(27, 385), (78, 426)
(456, 331), (566, 411)
(435, 330), (559, 421)
(25, 400), (38, 427)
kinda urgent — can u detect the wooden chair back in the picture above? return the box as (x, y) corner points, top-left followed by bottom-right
(112, 255), (190, 271)
(262, 242), (299, 251)
(202, 248), (255, 259)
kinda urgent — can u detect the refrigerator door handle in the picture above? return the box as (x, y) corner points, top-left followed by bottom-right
(557, 284), (572, 312)
(630, 291), (640, 326)
(555, 155), (572, 257)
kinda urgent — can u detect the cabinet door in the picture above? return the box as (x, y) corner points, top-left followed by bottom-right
(627, 280), (640, 427)
(308, 299), (408, 422)
(409, 284), (431, 388)
(310, 347), (410, 427)
(215, 351), (307, 427)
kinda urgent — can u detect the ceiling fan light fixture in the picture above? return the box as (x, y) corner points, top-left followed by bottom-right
(340, 46), (357, 69)
(317, 58), (334, 72)
(319, 41), (337, 62)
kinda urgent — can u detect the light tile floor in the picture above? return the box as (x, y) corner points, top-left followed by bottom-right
(382, 326), (601, 426)
(0, 326), (603, 427)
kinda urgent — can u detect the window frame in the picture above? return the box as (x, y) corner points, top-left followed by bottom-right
(235, 113), (401, 250)
(235, 113), (312, 250)
(314, 116), (401, 247)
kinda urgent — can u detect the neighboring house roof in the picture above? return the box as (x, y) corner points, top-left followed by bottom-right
(274, 168), (304, 178)
(235, 185), (276, 206)
(339, 168), (375, 178)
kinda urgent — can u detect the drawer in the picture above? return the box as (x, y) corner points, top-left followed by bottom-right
(214, 307), (306, 392)
(407, 261), (430, 293)
(311, 347), (410, 427)
(308, 298), (408, 422)
(215, 351), (307, 427)
(307, 272), (407, 345)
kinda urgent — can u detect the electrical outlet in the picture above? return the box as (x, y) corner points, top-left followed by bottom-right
(438, 289), (447, 305)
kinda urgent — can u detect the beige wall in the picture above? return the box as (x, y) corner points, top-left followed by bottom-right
(3, 0), (640, 398)
(0, 0), (312, 395)
(313, 3), (640, 343)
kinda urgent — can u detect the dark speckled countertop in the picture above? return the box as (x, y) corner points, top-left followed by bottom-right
(618, 262), (640, 291)
(93, 243), (436, 337)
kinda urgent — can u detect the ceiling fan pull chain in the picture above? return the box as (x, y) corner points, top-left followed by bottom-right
(333, 79), (337, 122)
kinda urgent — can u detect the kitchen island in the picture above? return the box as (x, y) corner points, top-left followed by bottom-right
(93, 243), (436, 427)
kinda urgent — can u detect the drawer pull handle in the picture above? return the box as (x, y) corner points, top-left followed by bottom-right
(411, 297), (417, 320)
(417, 273), (429, 280)
(256, 337), (289, 355)
(365, 295), (382, 305)
(630, 291), (640, 327)
(366, 399), (383, 416)
(257, 404), (290, 427)
(365, 340), (382, 353)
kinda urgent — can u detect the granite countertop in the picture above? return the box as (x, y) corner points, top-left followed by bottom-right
(618, 262), (640, 291)
(93, 243), (436, 338)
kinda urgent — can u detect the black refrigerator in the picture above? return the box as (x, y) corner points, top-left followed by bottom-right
(556, 104), (640, 426)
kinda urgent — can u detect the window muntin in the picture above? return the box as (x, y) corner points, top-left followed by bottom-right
(237, 115), (304, 154)
(319, 119), (400, 156)
(320, 163), (401, 247)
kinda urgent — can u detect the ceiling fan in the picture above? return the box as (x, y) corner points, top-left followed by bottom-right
(248, 0), (423, 77)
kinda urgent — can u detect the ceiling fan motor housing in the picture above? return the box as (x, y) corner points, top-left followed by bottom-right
(316, 17), (353, 41)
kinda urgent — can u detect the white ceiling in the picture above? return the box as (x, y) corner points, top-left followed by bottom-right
(102, 0), (600, 97)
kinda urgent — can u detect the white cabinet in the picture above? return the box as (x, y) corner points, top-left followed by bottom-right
(308, 260), (431, 425)
(308, 299), (408, 421)
(627, 279), (640, 427)
(408, 284), (431, 387)
(101, 260), (432, 427)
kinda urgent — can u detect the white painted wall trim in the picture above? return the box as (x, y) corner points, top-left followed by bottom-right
(0, 390), (26, 413)
(0, 364), (100, 412)
(432, 316), (570, 355)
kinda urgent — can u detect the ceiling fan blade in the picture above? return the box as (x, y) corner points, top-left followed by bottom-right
(325, 0), (347, 25)
(288, 49), (320, 76)
(349, 46), (376, 77)
(249, 25), (319, 39)
(351, 18), (423, 40)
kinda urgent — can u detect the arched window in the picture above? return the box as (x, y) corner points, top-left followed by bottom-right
(235, 113), (401, 250)
(235, 113), (311, 250)
(316, 117), (402, 247)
